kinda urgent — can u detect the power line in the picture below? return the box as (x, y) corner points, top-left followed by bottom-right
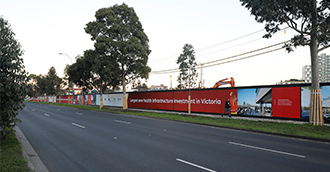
(148, 37), (264, 65)
(199, 40), (288, 66)
(148, 27), (289, 65)
(149, 39), (289, 75)
(148, 28), (267, 63)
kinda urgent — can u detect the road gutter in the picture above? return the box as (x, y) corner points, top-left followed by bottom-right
(14, 126), (49, 172)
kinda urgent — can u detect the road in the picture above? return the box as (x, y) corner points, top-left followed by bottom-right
(17, 102), (330, 172)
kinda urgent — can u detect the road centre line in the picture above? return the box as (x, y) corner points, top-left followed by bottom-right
(71, 123), (85, 129)
(176, 158), (217, 172)
(44, 113), (50, 117)
(114, 120), (131, 125)
(229, 142), (305, 158)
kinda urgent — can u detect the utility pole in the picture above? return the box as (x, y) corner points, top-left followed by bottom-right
(170, 75), (172, 90)
(200, 63), (203, 88)
(188, 66), (191, 115)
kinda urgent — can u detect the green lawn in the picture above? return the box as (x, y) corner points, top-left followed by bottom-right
(30, 101), (330, 140)
(0, 132), (30, 172)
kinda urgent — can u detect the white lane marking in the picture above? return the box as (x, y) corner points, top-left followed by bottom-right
(44, 113), (50, 117)
(57, 109), (60, 111)
(75, 112), (83, 115)
(176, 158), (217, 172)
(71, 123), (85, 129)
(114, 120), (131, 125)
(32, 109), (35, 112)
(229, 142), (305, 158)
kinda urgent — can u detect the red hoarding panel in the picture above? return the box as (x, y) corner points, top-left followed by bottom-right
(128, 92), (174, 110)
(75, 95), (78, 104)
(272, 87), (300, 118)
(61, 95), (69, 104)
(128, 89), (238, 114)
(88, 95), (92, 105)
(173, 89), (238, 114)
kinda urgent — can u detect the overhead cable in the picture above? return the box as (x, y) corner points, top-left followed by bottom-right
(149, 40), (289, 74)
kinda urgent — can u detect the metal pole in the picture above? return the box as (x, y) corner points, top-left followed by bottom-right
(58, 53), (75, 104)
(188, 67), (191, 115)
(170, 75), (172, 90)
(200, 63), (203, 88)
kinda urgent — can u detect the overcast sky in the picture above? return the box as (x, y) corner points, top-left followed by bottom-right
(1, 0), (323, 88)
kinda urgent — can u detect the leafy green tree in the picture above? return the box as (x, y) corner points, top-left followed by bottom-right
(27, 74), (37, 97)
(176, 44), (198, 90)
(65, 53), (94, 95)
(29, 67), (62, 97)
(35, 74), (47, 96)
(87, 49), (120, 94)
(132, 80), (148, 91)
(85, 3), (151, 109)
(66, 49), (120, 108)
(45, 66), (62, 95)
(0, 16), (29, 141)
(240, 0), (329, 125)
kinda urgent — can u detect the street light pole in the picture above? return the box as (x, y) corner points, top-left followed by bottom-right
(58, 53), (75, 104)
(170, 75), (172, 90)
(188, 66), (191, 115)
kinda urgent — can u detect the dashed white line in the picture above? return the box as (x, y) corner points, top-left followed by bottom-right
(229, 142), (305, 158)
(176, 158), (217, 172)
(75, 112), (83, 115)
(57, 109), (61, 111)
(114, 120), (131, 125)
(32, 109), (35, 112)
(71, 123), (85, 129)
(44, 113), (50, 117)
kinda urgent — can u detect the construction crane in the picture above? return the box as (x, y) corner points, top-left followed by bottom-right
(213, 77), (235, 88)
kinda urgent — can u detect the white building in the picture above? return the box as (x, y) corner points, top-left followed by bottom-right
(302, 53), (330, 83)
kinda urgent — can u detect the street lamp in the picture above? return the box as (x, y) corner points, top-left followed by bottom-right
(58, 53), (75, 104)
(58, 53), (73, 63)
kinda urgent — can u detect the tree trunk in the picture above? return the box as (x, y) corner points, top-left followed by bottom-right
(122, 74), (128, 110)
(309, 0), (323, 125)
(100, 84), (103, 110)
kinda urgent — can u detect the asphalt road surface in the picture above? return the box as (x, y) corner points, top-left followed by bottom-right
(17, 102), (330, 172)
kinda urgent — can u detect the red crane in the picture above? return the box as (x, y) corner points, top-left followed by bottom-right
(213, 77), (235, 88)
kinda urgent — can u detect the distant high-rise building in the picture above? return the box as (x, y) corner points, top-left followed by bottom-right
(302, 53), (330, 83)
(302, 65), (312, 83)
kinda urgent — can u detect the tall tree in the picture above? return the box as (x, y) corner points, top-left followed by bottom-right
(85, 3), (151, 109)
(176, 44), (198, 89)
(27, 74), (37, 97)
(45, 66), (62, 95)
(240, 0), (330, 125)
(0, 16), (29, 141)
(66, 49), (120, 108)
(65, 53), (94, 95)
(34, 74), (47, 96)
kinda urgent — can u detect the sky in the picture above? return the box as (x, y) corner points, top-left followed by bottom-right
(1, 0), (324, 89)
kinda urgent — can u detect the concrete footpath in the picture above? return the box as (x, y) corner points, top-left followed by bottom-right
(14, 126), (49, 172)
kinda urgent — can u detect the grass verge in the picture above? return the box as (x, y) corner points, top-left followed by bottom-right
(29, 101), (330, 141)
(0, 131), (30, 172)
